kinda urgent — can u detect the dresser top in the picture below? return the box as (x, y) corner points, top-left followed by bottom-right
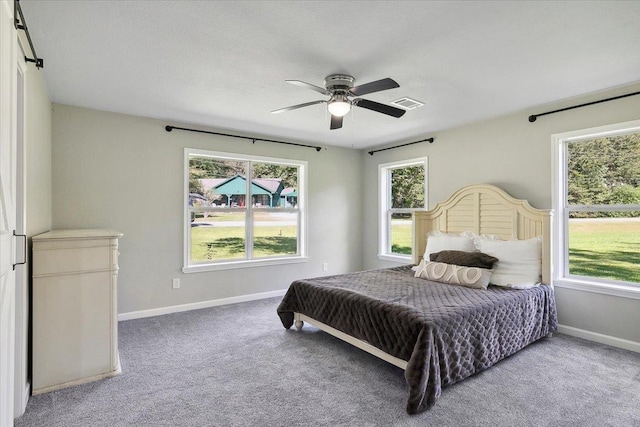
(33, 229), (123, 241)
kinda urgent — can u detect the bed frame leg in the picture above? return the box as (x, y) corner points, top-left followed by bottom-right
(294, 313), (304, 331)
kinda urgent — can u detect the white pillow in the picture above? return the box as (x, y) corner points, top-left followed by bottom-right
(478, 237), (542, 289)
(461, 231), (503, 250)
(414, 260), (492, 290)
(424, 231), (476, 260)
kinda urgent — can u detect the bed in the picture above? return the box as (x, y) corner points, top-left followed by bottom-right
(277, 184), (558, 414)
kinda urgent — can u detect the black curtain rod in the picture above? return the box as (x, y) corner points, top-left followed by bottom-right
(165, 125), (323, 152)
(368, 137), (434, 156)
(528, 91), (640, 123)
(14, 0), (44, 69)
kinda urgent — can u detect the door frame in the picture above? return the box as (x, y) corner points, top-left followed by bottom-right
(0, 0), (18, 424)
(14, 41), (28, 417)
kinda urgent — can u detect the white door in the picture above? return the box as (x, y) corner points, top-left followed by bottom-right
(0, 0), (17, 425)
(14, 50), (27, 418)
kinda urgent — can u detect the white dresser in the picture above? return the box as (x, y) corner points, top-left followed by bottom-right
(32, 229), (123, 394)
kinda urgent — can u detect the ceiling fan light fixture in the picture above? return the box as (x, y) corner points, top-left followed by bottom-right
(275, 74), (405, 129)
(327, 95), (351, 117)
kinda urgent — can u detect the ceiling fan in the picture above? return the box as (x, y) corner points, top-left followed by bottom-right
(271, 74), (406, 130)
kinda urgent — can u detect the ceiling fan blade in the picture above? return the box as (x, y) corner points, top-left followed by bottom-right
(330, 115), (343, 130)
(271, 100), (326, 114)
(353, 98), (406, 118)
(349, 78), (399, 96)
(286, 80), (331, 96)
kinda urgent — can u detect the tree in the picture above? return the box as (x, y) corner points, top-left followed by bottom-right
(188, 158), (245, 194)
(610, 184), (640, 204)
(391, 165), (425, 209)
(252, 163), (298, 189)
(567, 132), (640, 217)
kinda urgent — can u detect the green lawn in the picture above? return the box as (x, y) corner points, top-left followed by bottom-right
(391, 220), (412, 255)
(568, 219), (640, 283)
(191, 224), (297, 261)
(191, 210), (299, 261)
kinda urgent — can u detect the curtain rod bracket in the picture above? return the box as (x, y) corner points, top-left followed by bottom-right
(25, 57), (44, 68)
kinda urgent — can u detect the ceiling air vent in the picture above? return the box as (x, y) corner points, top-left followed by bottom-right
(390, 97), (424, 110)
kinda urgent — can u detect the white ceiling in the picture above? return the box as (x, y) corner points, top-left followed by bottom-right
(19, 1), (640, 149)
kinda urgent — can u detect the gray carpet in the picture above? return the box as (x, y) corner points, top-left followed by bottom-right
(15, 297), (640, 426)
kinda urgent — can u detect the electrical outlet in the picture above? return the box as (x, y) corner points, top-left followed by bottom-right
(322, 263), (328, 271)
(172, 278), (180, 289)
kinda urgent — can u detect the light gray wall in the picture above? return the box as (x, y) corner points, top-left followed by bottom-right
(51, 104), (363, 314)
(25, 68), (52, 238)
(362, 82), (640, 344)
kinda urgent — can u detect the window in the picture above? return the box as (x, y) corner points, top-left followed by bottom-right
(184, 149), (307, 272)
(553, 120), (640, 294)
(378, 158), (427, 261)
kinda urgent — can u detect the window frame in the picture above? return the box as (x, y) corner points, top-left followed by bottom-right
(377, 157), (428, 262)
(183, 148), (308, 273)
(552, 119), (640, 299)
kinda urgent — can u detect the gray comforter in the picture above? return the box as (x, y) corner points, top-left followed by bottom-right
(277, 266), (557, 414)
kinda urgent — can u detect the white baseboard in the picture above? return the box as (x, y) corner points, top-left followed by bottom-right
(557, 324), (640, 353)
(118, 289), (288, 321)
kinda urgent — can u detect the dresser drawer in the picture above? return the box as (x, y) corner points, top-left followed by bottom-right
(33, 243), (116, 276)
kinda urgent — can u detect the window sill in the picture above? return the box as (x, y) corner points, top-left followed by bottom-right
(377, 254), (414, 264)
(554, 277), (640, 300)
(183, 256), (309, 273)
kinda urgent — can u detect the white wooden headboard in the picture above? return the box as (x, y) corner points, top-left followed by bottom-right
(412, 184), (553, 285)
